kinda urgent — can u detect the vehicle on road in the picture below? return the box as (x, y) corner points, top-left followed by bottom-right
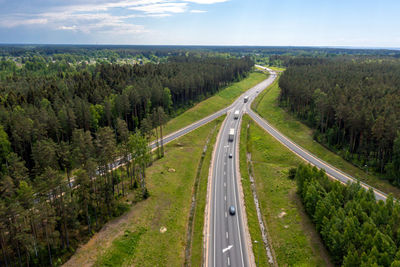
(229, 206), (236, 215)
(229, 153), (233, 158)
(244, 96), (249, 103)
(234, 110), (240, 119)
(229, 128), (235, 141)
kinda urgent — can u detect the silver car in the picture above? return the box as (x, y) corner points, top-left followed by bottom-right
(229, 206), (236, 215)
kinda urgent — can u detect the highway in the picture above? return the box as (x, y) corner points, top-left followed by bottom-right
(150, 65), (388, 267)
(138, 65), (389, 267)
(206, 73), (277, 267)
(62, 65), (388, 266)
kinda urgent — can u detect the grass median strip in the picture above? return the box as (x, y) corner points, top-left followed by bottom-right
(240, 115), (332, 266)
(252, 74), (400, 199)
(239, 116), (272, 267)
(162, 71), (267, 137)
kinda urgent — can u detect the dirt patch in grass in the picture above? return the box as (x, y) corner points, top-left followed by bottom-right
(278, 211), (287, 218)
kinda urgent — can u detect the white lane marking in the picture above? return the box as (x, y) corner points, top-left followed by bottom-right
(226, 232), (228, 239)
(224, 195), (226, 201)
(224, 182), (226, 187)
(222, 245), (233, 253)
(213, 124), (224, 267)
(231, 139), (245, 267)
(225, 212), (227, 218)
(224, 171), (226, 175)
(224, 162), (226, 165)
(208, 73), (276, 267)
(228, 257), (230, 266)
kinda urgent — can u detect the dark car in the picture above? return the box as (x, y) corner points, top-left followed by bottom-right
(229, 206), (236, 215)
(229, 153), (233, 158)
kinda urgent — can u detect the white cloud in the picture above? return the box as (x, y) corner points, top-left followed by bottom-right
(0, 17), (48, 28)
(0, 0), (229, 37)
(190, 9), (207, 13)
(59, 25), (78, 31)
(129, 2), (188, 14)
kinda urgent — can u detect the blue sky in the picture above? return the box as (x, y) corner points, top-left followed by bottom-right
(0, 0), (399, 47)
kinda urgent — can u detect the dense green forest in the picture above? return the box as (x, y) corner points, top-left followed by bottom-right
(294, 164), (400, 266)
(279, 58), (400, 185)
(0, 53), (253, 266)
(3, 44), (400, 68)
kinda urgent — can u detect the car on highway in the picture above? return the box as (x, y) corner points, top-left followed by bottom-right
(229, 153), (233, 158)
(229, 205), (236, 215)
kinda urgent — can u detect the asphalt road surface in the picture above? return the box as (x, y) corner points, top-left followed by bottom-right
(207, 73), (277, 267)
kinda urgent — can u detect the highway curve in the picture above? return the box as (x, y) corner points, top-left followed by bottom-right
(247, 66), (387, 202)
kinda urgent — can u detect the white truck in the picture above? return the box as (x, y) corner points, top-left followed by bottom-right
(234, 110), (240, 119)
(228, 128), (235, 142)
(244, 96), (249, 103)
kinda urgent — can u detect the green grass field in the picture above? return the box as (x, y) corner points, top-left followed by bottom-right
(162, 72), (267, 137)
(93, 118), (223, 267)
(268, 66), (286, 72)
(240, 115), (332, 266)
(252, 76), (400, 199)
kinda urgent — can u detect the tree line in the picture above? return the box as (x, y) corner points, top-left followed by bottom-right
(279, 58), (400, 185)
(0, 55), (253, 266)
(0, 55), (253, 169)
(294, 164), (400, 266)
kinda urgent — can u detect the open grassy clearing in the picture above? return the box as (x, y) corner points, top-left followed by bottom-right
(240, 115), (332, 266)
(255, 65), (285, 72)
(252, 76), (400, 199)
(65, 118), (222, 267)
(162, 71), (267, 137)
(268, 66), (286, 72)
